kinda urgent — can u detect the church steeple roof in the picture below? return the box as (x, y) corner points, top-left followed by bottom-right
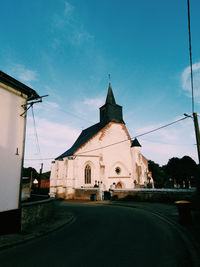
(56, 81), (125, 159)
(105, 82), (116, 105)
(99, 82), (124, 124)
(131, 138), (142, 147)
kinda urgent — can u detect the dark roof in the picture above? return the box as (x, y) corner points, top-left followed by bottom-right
(105, 82), (116, 105)
(0, 70), (40, 100)
(131, 138), (142, 147)
(100, 82), (124, 124)
(56, 122), (107, 159)
(56, 82), (125, 160)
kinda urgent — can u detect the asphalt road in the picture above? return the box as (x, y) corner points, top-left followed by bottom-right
(0, 202), (197, 267)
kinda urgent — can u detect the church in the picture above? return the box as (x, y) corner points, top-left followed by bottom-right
(50, 82), (149, 199)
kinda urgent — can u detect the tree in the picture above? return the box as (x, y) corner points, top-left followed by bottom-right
(165, 156), (198, 188)
(179, 156), (198, 188)
(148, 160), (166, 188)
(165, 157), (182, 188)
(23, 167), (39, 179)
(40, 171), (50, 180)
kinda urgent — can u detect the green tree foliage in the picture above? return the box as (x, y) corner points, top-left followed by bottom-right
(41, 171), (50, 180)
(23, 168), (50, 180)
(165, 156), (198, 188)
(149, 155), (198, 189)
(23, 167), (39, 179)
(164, 157), (181, 187)
(148, 160), (167, 188)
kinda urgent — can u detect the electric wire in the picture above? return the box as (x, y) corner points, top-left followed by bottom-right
(76, 117), (189, 155)
(134, 117), (188, 138)
(31, 105), (43, 163)
(139, 137), (195, 146)
(25, 1), (196, 164)
(25, 116), (190, 160)
(57, 106), (95, 124)
(25, 157), (54, 161)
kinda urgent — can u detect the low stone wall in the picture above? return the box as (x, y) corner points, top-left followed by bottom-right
(21, 198), (54, 231)
(75, 188), (100, 200)
(112, 188), (196, 203)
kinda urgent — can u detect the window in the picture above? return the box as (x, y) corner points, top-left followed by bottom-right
(115, 167), (121, 175)
(85, 165), (91, 184)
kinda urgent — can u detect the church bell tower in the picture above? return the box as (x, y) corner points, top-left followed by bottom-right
(100, 82), (124, 124)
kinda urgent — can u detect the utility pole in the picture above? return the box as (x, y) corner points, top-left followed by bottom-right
(186, 0), (200, 196)
(193, 112), (200, 164)
(193, 113), (200, 196)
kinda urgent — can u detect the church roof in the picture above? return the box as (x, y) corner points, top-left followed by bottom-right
(56, 122), (107, 159)
(131, 138), (141, 147)
(105, 82), (116, 105)
(56, 82), (125, 160)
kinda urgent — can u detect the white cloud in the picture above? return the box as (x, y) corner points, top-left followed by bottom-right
(181, 62), (200, 100)
(52, 1), (94, 47)
(34, 101), (59, 111)
(7, 63), (37, 84)
(72, 96), (104, 125)
(71, 28), (93, 46)
(141, 139), (197, 166)
(130, 117), (197, 165)
(64, 1), (74, 17)
(26, 117), (79, 147)
(83, 97), (104, 109)
(25, 116), (80, 171)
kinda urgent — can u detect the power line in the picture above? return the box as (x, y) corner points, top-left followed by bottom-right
(139, 137), (195, 146)
(25, 157), (54, 161)
(135, 117), (188, 138)
(187, 0), (195, 113)
(57, 106), (95, 124)
(76, 117), (189, 155)
(24, 116), (190, 160)
(31, 106), (43, 163)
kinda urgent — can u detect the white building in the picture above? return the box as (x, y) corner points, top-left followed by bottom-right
(0, 71), (40, 234)
(50, 83), (149, 199)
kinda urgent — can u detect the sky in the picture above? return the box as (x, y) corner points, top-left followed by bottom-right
(1, 0), (200, 172)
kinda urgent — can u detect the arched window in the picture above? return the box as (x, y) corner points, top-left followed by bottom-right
(85, 165), (91, 184)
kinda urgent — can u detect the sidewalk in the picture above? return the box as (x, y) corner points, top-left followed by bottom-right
(0, 200), (74, 250)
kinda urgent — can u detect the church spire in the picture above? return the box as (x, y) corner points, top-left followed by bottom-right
(105, 82), (116, 105)
(99, 80), (124, 124)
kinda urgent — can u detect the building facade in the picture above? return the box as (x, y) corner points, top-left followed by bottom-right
(50, 83), (149, 199)
(0, 71), (40, 234)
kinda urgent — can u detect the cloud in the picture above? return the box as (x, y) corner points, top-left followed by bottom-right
(71, 29), (93, 46)
(131, 117), (197, 165)
(64, 1), (74, 17)
(52, 1), (94, 47)
(7, 63), (37, 84)
(34, 101), (59, 112)
(72, 96), (105, 125)
(26, 117), (79, 145)
(25, 116), (80, 171)
(83, 97), (104, 109)
(181, 62), (200, 100)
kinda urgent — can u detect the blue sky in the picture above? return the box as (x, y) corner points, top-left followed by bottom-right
(1, 0), (200, 171)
